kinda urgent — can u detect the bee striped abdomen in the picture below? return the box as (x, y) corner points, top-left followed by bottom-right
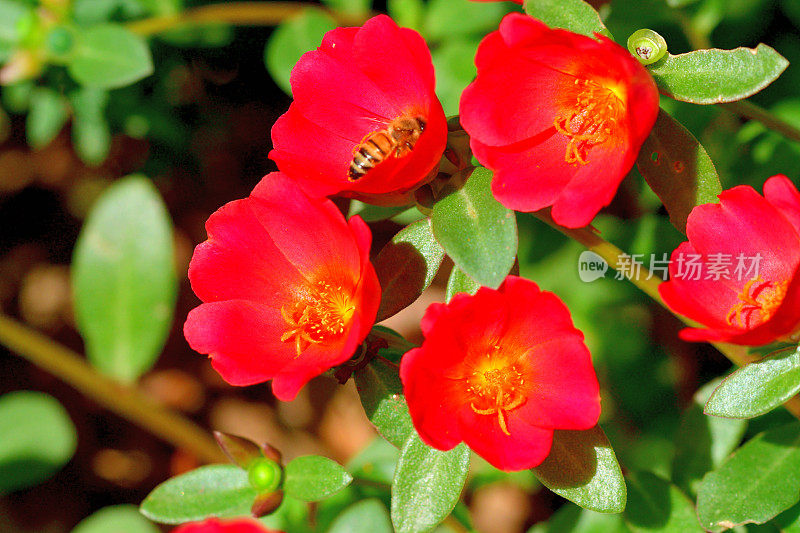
(347, 115), (426, 182)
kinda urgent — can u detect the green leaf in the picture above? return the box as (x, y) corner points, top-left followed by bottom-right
(529, 503), (629, 533)
(0, 391), (77, 493)
(26, 87), (68, 149)
(141, 465), (256, 524)
(636, 109), (721, 234)
(348, 201), (411, 222)
(665, 0), (700, 6)
(321, 0), (370, 15)
(283, 455), (353, 502)
(647, 45), (789, 104)
(705, 347), (800, 419)
(431, 38), (479, 116)
(70, 88), (111, 166)
(387, 0), (424, 31)
(72, 505), (159, 533)
(671, 380), (747, 497)
(624, 471), (703, 532)
(445, 265), (481, 302)
(354, 357), (414, 448)
(391, 434), (470, 533)
(431, 167), (517, 289)
(68, 24), (153, 89)
(329, 499), (393, 533)
(264, 8), (337, 95)
(374, 219), (445, 321)
(532, 426), (626, 513)
(347, 437), (399, 486)
(424, 0), (508, 42)
(72, 175), (177, 383)
(523, 0), (611, 38)
(696, 422), (800, 531)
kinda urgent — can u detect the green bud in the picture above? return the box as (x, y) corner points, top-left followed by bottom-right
(247, 457), (282, 493)
(627, 29), (668, 65)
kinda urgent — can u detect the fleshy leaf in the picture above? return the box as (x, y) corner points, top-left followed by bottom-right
(391, 434), (470, 533)
(696, 422), (800, 531)
(72, 505), (159, 533)
(354, 357), (414, 448)
(264, 8), (337, 95)
(140, 465), (257, 524)
(636, 109), (722, 234)
(431, 167), (517, 289)
(0, 391), (77, 493)
(445, 265), (481, 302)
(704, 346), (800, 418)
(283, 455), (353, 502)
(328, 499), (393, 533)
(72, 175), (177, 383)
(523, 0), (611, 38)
(70, 87), (111, 166)
(532, 426), (626, 513)
(68, 24), (154, 88)
(374, 219), (445, 321)
(647, 45), (788, 104)
(624, 471), (703, 532)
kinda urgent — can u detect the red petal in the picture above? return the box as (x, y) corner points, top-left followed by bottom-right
(460, 411), (554, 471)
(687, 185), (800, 281)
(764, 174), (800, 235)
(188, 197), (304, 303)
(184, 300), (295, 387)
(250, 173), (361, 278)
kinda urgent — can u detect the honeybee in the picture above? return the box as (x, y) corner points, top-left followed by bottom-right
(348, 114), (426, 181)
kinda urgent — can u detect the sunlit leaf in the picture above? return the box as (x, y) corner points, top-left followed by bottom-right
(72, 176), (177, 383)
(354, 357), (413, 448)
(523, 0), (610, 38)
(445, 265), (481, 302)
(391, 435), (470, 533)
(532, 426), (626, 513)
(696, 422), (800, 531)
(431, 167), (517, 289)
(329, 499), (392, 533)
(705, 347), (800, 419)
(140, 465), (256, 524)
(648, 45), (788, 104)
(283, 455), (353, 502)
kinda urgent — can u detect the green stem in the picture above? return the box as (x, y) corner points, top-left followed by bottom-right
(532, 211), (800, 420)
(721, 100), (800, 145)
(126, 1), (370, 36)
(0, 313), (227, 464)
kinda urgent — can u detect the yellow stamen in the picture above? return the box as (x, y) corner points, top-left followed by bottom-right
(554, 78), (624, 166)
(280, 281), (355, 356)
(726, 276), (789, 328)
(467, 351), (527, 436)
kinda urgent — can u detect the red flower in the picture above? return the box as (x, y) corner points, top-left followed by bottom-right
(460, 14), (659, 228)
(269, 15), (447, 206)
(400, 276), (601, 471)
(659, 175), (800, 346)
(184, 172), (380, 401)
(173, 518), (281, 533)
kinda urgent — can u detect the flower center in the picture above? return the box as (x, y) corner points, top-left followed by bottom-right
(467, 353), (526, 436)
(553, 78), (624, 166)
(726, 276), (789, 328)
(280, 281), (355, 356)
